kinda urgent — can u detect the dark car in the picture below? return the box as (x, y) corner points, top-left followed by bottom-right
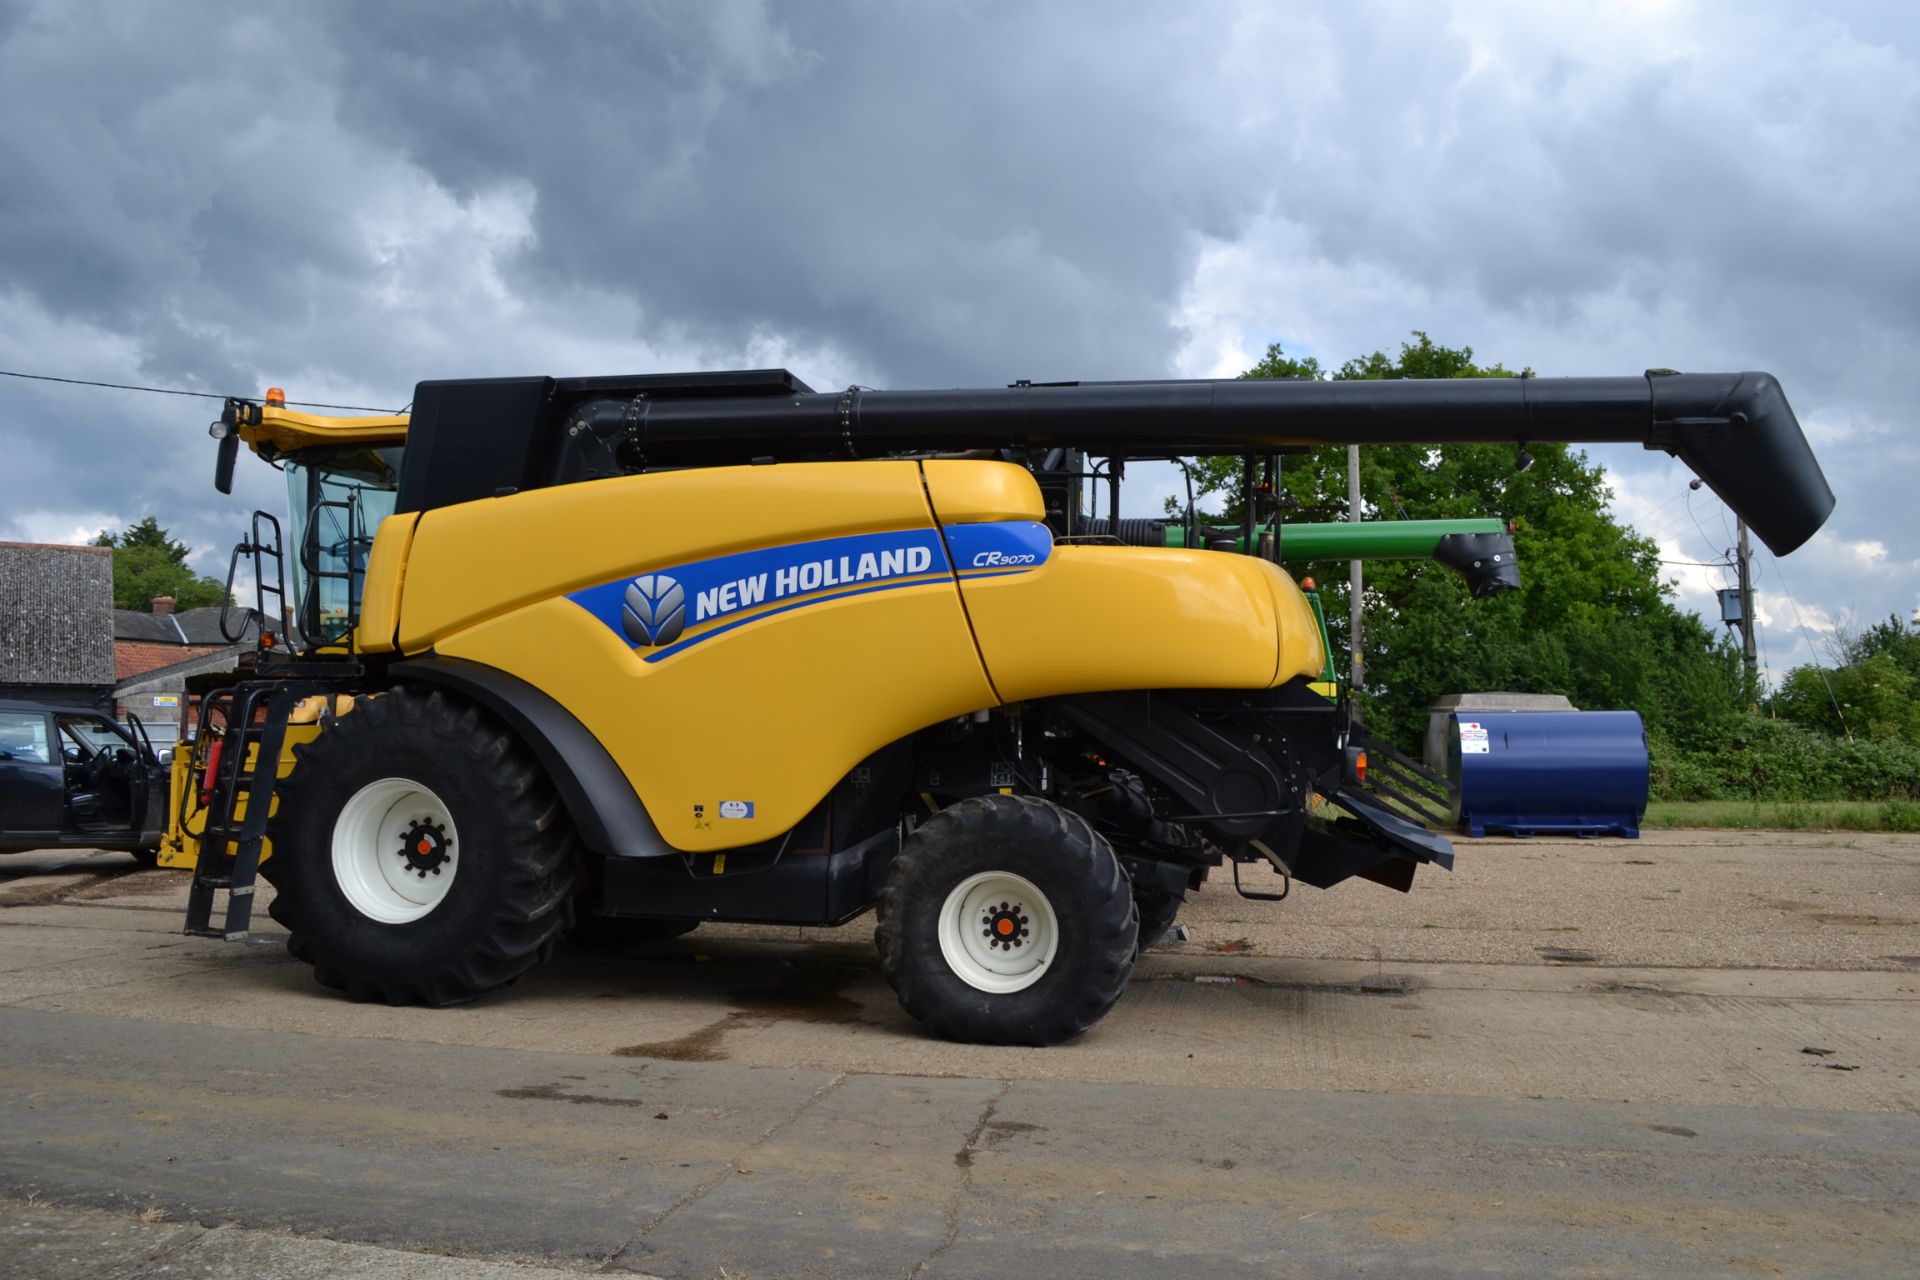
(0, 699), (166, 863)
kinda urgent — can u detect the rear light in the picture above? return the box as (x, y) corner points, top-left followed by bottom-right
(1343, 744), (1368, 785)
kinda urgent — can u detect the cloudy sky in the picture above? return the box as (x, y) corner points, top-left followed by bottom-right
(1, 0), (1913, 677)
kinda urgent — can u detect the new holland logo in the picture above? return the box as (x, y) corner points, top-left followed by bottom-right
(622, 574), (686, 647)
(570, 524), (1043, 661)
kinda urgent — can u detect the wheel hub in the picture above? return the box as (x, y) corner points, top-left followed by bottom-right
(981, 901), (1030, 950)
(938, 870), (1061, 994)
(331, 777), (462, 924)
(398, 819), (453, 878)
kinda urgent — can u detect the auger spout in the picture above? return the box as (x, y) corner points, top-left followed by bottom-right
(398, 367), (1834, 555)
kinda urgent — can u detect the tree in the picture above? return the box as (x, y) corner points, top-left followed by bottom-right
(1168, 332), (1752, 749)
(1825, 613), (1920, 680)
(1773, 615), (1920, 745)
(93, 517), (229, 612)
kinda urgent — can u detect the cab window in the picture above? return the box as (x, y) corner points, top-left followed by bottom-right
(284, 445), (404, 647)
(0, 712), (51, 765)
(59, 718), (122, 759)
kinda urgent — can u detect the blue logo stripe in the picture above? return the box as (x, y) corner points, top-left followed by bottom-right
(639, 576), (946, 662)
(945, 521), (1052, 576)
(566, 520), (1053, 660)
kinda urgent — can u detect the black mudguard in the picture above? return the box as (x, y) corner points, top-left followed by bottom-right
(389, 656), (675, 859)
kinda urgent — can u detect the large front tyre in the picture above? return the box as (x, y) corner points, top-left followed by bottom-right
(875, 795), (1137, 1046)
(262, 687), (576, 1006)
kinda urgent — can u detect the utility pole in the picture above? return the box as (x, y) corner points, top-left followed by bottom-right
(1736, 516), (1757, 682)
(1347, 443), (1364, 698)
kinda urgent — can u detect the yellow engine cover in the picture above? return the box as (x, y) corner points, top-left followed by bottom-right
(359, 458), (1324, 854)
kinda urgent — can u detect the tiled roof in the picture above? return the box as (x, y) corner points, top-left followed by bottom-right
(114, 645), (251, 695)
(116, 640), (226, 681)
(113, 610), (186, 643)
(177, 607), (255, 645)
(112, 607), (266, 645)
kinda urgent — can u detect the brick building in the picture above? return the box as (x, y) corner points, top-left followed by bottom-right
(112, 598), (273, 738)
(114, 597), (233, 680)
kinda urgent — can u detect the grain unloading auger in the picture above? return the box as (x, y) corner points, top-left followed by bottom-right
(175, 367), (1831, 1044)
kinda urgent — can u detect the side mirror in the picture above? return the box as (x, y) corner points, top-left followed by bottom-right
(211, 399), (255, 495)
(63, 746), (85, 765)
(215, 431), (240, 494)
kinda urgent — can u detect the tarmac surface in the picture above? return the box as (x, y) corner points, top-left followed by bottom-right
(2, 831), (1917, 1277)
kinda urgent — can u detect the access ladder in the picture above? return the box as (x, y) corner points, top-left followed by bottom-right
(182, 680), (313, 939)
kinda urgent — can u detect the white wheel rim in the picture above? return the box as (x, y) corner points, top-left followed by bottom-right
(331, 777), (460, 924)
(937, 871), (1060, 994)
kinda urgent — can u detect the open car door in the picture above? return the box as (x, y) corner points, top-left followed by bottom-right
(125, 714), (167, 848)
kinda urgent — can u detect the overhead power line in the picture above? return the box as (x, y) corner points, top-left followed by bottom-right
(1683, 488), (1729, 565)
(0, 368), (398, 413)
(1760, 549), (1853, 742)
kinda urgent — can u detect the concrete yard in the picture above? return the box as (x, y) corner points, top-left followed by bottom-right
(2, 830), (1916, 1277)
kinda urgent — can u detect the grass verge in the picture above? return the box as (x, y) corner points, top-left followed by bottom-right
(1644, 799), (1920, 833)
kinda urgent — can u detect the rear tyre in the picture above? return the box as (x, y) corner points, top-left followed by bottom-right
(263, 686), (576, 1006)
(1134, 867), (1206, 952)
(1134, 891), (1182, 952)
(876, 794), (1136, 1045)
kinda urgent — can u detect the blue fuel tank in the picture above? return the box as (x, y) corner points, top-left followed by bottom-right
(1446, 711), (1649, 838)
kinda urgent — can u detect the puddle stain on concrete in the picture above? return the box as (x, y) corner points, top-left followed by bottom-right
(1591, 980), (1675, 997)
(615, 1018), (739, 1063)
(495, 1082), (657, 1108)
(981, 1119), (1046, 1150)
(612, 960), (870, 1062)
(1760, 898), (1916, 929)
(1158, 972), (1424, 998)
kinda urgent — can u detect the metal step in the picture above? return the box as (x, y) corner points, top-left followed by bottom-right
(182, 682), (305, 941)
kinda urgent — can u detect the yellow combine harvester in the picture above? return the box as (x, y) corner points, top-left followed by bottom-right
(173, 369), (1832, 1043)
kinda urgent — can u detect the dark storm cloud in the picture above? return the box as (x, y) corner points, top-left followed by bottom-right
(1, 0), (1915, 665)
(319, 1), (1257, 385)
